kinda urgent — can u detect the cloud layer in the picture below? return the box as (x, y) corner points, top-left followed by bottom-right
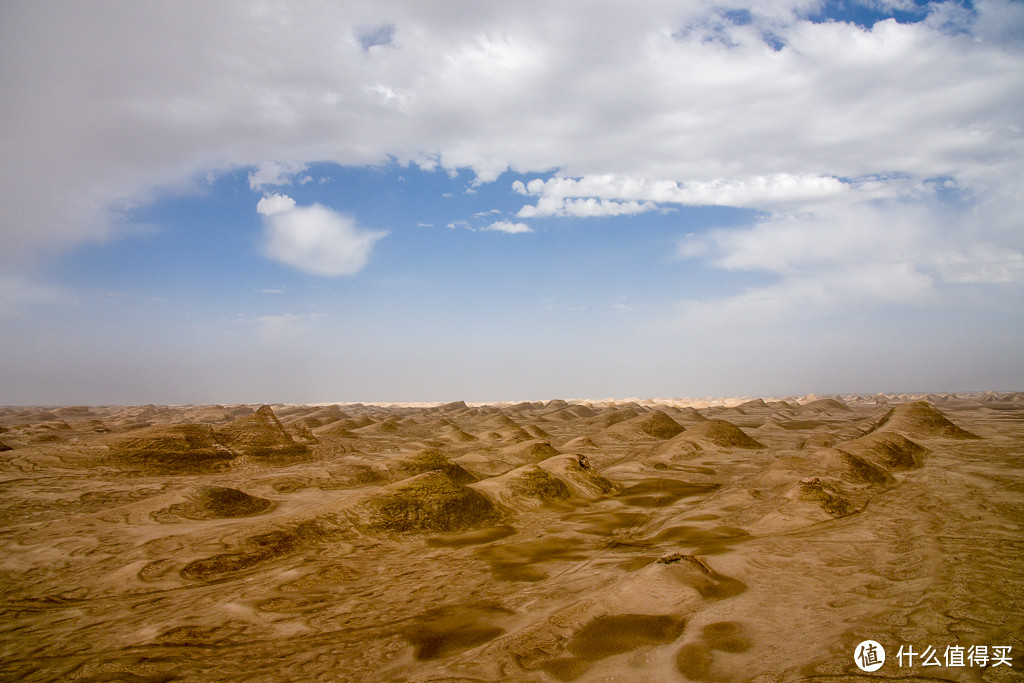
(2, 0), (1021, 267)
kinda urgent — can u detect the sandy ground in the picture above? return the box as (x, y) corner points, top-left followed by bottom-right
(0, 393), (1022, 682)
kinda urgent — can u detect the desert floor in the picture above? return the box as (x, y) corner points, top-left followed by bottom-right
(1, 393), (1022, 682)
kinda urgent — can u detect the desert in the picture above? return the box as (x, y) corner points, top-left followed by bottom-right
(1, 393), (1022, 681)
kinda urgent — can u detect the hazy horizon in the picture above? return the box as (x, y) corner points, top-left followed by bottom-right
(2, 1), (1023, 405)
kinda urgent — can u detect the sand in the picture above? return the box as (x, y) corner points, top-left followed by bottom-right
(0, 393), (1022, 681)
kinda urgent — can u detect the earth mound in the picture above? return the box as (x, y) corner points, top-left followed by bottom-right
(795, 477), (855, 517)
(500, 439), (561, 464)
(677, 420), (765, 449)
(313, 422), (359, 438)
(813, 448), (890, 485)
(215, 405), (310, 460)
(601, 408), (639, 427)
(391, 448), (477, 484)
(800, 398), (852, 413)
(669, 407), (708, 423)
(506, 466), (572, 500)
(537, 454), (617, 497)
(605, 410), (685, 440)
(472, 464), (573, 508)
(867, 401), (979, 440)
(170, 486), (274, 519)
(356, 417), (402, 435)
(297, 405), (349, 428)
(562, 435), (599, 449)
(840, 432), (930, 469)
(181, 529), (299, 582)
(109, 424), (234, 473)
(357, 471), (502, 533)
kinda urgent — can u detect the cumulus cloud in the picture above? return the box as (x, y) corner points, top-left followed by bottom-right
(256, 193), (297, 215)
(258, 195), (387, 276)
(483, 220), (533, 233)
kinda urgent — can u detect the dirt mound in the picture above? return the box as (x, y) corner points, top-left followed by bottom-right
(812, 448), (890, 485)
(507, 466), (571, 500)
(525, 424), (550, 439)
(110, 424), (235, 473)
(181, 530), (298, 582)
(499, 439), (561, 465)
(796, 477), (855, 517)
(295, 405), (349, 428)
(357, 471), (502, 533)
(605, 410), (685, 440)
(439, 420), (478, 442)
(737, 399), (768, 410)
(214, 405), (309, 460)
(313, 422), (359, 438)
(800, 398), (852, 413)
(840, 432), (929, 469)
(867, 401), (979, 440)
(472, 464), (573, 508)
(391, 449), (476, 484)
(355, 418), (402, 435)
(601, 408), (639, 427)
(562, 436), (599, 449)
(480, 414), (532, 442)
(668, 407), (708, 423)
(566, 404), (598, 418)
(678, 420), (765, 449)
(169, 486), (274, 520)
(537, 454), (617, 497)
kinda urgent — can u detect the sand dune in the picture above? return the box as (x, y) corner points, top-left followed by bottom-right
(0, 394), (1021, 681)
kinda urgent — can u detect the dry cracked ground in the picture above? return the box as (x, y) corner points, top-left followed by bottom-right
(1, 394), (1022, 682)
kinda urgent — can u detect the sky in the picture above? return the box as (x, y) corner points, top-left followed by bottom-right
(1, 0), (1023, 405)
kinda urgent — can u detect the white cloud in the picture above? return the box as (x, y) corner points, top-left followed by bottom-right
(517, 197), (658, 218)
(248, 161), (310, 191)
(672, 193), (1024, 335)
(483, 220), (533, 234)
(256, 193), (297, 215)
(259, 197), (387, 276)
(514, 173), (853, 216)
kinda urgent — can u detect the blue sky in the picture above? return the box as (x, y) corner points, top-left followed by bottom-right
(1, 0), (1022, 404)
